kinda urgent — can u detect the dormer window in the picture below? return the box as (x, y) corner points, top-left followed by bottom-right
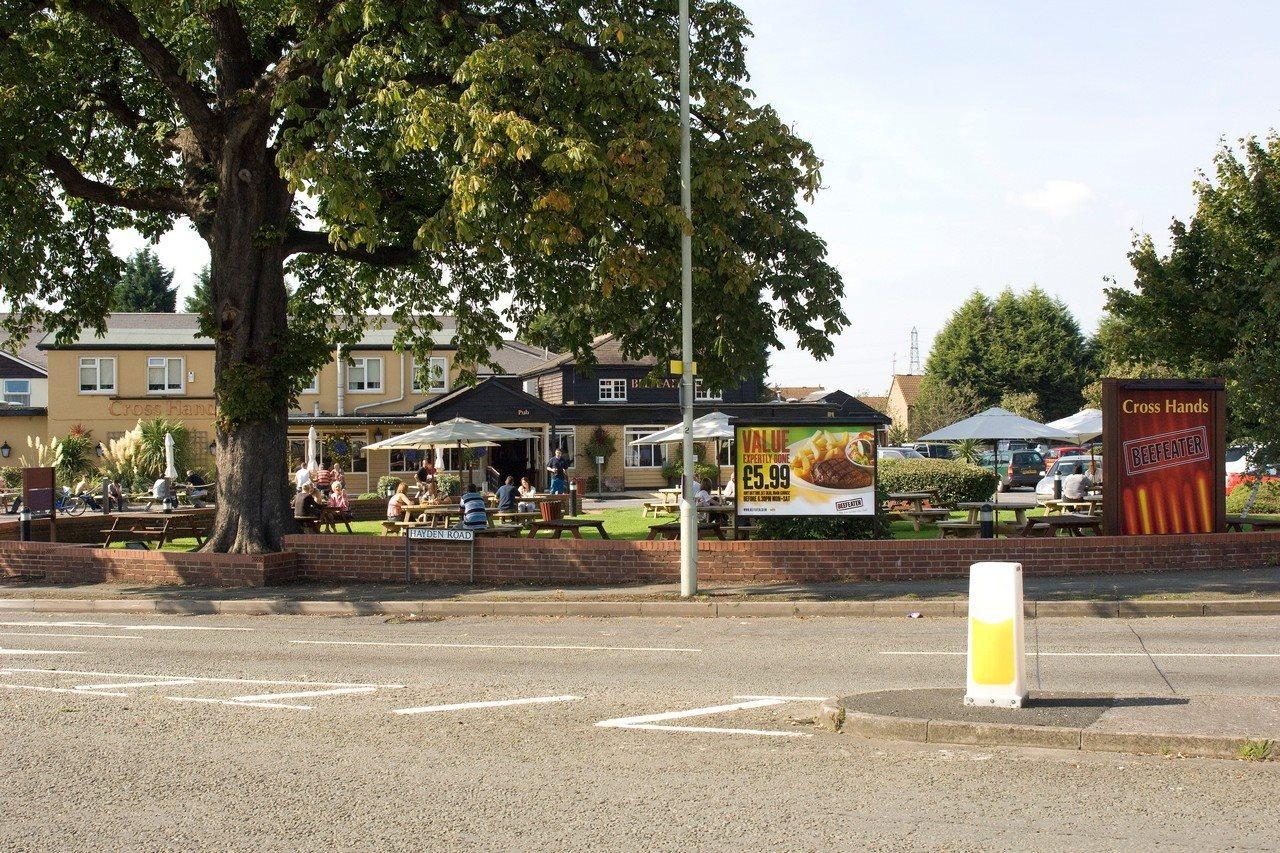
(598, 378), (627, 401)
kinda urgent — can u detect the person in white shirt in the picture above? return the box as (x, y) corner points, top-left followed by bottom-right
(694, 479), (713, 507)
(294, 461), (311, 492)
(1062, 463), (1093, 500)
(721, 475), (735, 501)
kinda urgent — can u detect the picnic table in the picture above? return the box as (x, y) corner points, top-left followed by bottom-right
(956, 501), (1030, 527)
(491, 510), (541, 527)
(646, 521), (727, 541)
(527, 518), (610, 539)
(101, 510), (209, 549)
(1226, 515), (1280, 532)
(887, 491), (951, 531)
(1019, 513), (1102, 537)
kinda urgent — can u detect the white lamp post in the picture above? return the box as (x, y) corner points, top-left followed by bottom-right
(678, 0), (697, 597)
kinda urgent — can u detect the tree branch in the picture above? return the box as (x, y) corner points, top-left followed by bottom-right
(45, 151), (192, 215)
(65, 0), (217, 144)
(285, 228), (419, 266)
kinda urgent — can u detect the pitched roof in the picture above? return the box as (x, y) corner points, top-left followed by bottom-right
(857, 395), (889, 413)
(480, 341), (560, 376)
(0, 315), (49, 373)
(769, 385), (825, 402)
(891, 374), (925, 405)
(520, 333), (657, 375)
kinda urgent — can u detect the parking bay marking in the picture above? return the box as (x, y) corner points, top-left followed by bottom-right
(292, 639), (702, 653)
(393, 695), (582, 715)
(1, 648), (85, 656)
(0, 621), (252, 632)
(596, 697), (818, 738)
(0, 631), (143, 641)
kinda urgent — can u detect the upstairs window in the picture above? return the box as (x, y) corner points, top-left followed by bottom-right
(2, 379), (30, 406)
(694, 380), (722, 401)
(598, 378), (627, 401)
(347, 357), (383, 393)
(147, 356), (184, 394)
(79, 357), (116, 394)
(301, 372), (320, 394)
(414, 356), (449, 394)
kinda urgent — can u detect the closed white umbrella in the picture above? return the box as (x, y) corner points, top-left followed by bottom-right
(1045, 409), (1103, 445)
(163, 432), (178, 480)
(306, 426), (320, 470)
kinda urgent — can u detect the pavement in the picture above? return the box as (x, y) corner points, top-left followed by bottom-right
(2, 610), (1279, 849)
(4, 566), (1280, 619)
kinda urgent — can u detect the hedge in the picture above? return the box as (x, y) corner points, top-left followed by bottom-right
(878, 458), (998, 505)
(1227, 479), (1280, 514)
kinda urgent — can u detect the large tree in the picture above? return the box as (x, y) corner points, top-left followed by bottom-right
(0, 1), (847, 552)
(112, 248), (178, 311)
(1105, 134), (1280, 465)
(925, 287), (1092, 421)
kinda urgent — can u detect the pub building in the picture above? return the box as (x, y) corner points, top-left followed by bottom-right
(31, 314), (888, 493)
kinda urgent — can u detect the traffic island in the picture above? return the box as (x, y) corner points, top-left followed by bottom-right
(819, 688), (1279, 762)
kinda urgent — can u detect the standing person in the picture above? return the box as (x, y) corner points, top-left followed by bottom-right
(415, 457), (436, 498)
(546, 448), (570, 495)
(386, 482), (413, 522)
(495, 476), (519, 512)
(459, 486), (489, 530)
(329, 463), (345, 492)
(313, 463), (333, 496)
(293, 459), (311, 492)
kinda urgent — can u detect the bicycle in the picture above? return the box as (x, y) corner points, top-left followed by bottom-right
(55, 492), (88, 516)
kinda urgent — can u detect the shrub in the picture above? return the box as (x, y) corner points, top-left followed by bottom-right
(878, 458), (998, 505)
(752, 515), (890, 541)
(0, 466), (22, 488)
(1227, 480), (1280, 514)
(435, 472), (461, 496)
(54, 432), (95, 483)
(356, 492), (380, 501)
(136, 418), (193, 477)
(376, 475), (402, 496)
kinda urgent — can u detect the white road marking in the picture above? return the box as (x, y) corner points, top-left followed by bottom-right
(0, 621), (251, 632)
(881, 651), (1280, 659)
(75, 679), (196, 691)
(733, 694), (831, 702)
(5, 667), (398, 688)
(392, 695), (581, 715)
(0, 649), (85, 656)
(229, 687), (379, 703)
(168, 697), (310, 711)
(1, 683), (128, 697)
(291, 639), (701, 653)
(0, 631), (142, 641)
(596, 698), (812, 738)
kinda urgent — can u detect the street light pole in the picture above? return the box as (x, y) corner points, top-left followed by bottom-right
(678, 0), (697, 597)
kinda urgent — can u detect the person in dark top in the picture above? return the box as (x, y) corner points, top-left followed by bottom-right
(546, 448), (570, 494)
(292, 483), (322, 519)
(185, 469), (208, 507)
(496, 476), (518, 512)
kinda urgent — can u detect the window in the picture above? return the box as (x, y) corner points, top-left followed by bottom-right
(624, 426), (669, 468)
(347, 357), (383, 393)
(413, 356), (449, 394)
(389, 432), (430, 473)
(599, 378), (627, 401)
(79, 357), (116, 394)
(2, 379), (31, 406)
(717, 439), (734, 467)
(694, 380), (722, 401)
(147, 356), (184, 394)
(301, 372), (320, 394)
(289, 433), (368, 473)
(554, 426), (576, 468)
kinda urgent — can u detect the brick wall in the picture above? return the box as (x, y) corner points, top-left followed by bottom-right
(282, 530), (1280, 586)
(0, 540), (294, 587)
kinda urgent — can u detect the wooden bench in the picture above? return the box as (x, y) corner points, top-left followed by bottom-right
(901, 508), (953, 532)
(936, 520), (980, 539)
(527, 519), (610, 539)
(294, 515), (323, 533)
(646, 521), (726, 541)
(1019, 514), (1101, 537)
(492, 511), (541, 527)
(1226, 515), (1280, 532)
(643, 499), (678, 518)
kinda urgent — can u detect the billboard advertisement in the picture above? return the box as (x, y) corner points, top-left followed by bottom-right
(734, 425), (877, 517)
(1102, 379), (1226, 535)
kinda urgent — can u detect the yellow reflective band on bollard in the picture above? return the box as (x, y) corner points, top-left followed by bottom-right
(965, 561), (1027, 709)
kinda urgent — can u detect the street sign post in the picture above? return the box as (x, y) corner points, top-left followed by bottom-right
(404, 526), (476, 584)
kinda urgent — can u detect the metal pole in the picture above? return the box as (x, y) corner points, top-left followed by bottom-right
(678, 0), (697, 597)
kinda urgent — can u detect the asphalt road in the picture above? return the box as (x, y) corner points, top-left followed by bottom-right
(2, 613), (1278, 851)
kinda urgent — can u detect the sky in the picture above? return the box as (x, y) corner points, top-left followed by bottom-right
(114, 1), (1280, 395)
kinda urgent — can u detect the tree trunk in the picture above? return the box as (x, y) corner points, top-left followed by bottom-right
(201, 140), (294, 553)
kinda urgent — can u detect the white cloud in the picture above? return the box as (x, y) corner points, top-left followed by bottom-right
(1009, 180), (1097, 216)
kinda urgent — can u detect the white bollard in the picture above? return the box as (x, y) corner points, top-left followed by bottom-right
(964, 561), (1026, 708)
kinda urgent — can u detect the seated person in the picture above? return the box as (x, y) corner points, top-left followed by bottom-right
(1062, 463), (1093, 500)
(326, 482), (352, 520)
(517, 477), (537, 512)
(721, 474), (735, 501)
(459, 487), (489, 530)
(152, 476), (178, 511)
(694, 479), (713, 507)
(185, 469), (209, 507)
(106, 481), (125, 512)
(495, 476), (519, 512)
(386, 482), (414, 522)
(72, 474), (102, 511)
(293, 483), (323, 521)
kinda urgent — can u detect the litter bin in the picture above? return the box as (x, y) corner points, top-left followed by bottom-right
(539, 498), (564, 522)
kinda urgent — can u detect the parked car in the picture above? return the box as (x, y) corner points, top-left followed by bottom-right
(978, 449), (1046, 490)
(911, 442), (953, 460)
(1035, 455), (1103, 497)
(878, 446), (925, 460)
(1043, 445), (1091, 470)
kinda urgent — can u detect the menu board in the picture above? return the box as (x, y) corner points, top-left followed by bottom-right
(1102, 379), (1226, 535)
(734, 425), (877, 517)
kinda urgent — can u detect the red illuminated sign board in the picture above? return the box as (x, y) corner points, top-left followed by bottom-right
(1102, 380), (1226, 536)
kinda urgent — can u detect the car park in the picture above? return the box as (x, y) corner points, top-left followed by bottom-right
(911, 442), (953, 460)
(878, 446), (925, 460)
(979, 449), (1046, 490)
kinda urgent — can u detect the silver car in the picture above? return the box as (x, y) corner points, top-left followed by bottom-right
(1036, 455), (1102, 497)
(878, 446), (925, 460)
